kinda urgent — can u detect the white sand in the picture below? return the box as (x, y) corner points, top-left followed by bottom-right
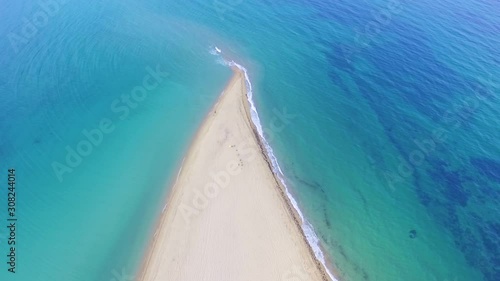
(138, 70), (330, 281)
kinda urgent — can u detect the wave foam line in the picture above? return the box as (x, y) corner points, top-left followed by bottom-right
(210, 46), (337, 281)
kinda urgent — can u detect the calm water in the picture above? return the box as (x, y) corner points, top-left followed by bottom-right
(0, 0), (498, 280)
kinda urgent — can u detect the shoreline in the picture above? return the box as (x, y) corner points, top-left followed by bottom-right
(135, 74), (241, 280)
(241, 81), (334, 281)
(137, 67), (335, 281)
(229, 61), (338, 281)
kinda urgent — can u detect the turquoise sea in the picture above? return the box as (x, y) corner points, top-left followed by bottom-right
(0, 0), (498, 280)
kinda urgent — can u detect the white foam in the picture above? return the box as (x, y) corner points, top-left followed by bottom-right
(210, 46), (338, 281)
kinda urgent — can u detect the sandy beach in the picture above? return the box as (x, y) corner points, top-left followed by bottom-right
(138, 69), (330, 281)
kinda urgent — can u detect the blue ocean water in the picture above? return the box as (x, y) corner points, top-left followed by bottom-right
(0, 0), (498, 281)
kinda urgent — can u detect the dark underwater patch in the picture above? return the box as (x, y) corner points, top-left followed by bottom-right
(323, 19), (500, 281)
(428, 159), (469, 207)
(471, 157), (500, 183)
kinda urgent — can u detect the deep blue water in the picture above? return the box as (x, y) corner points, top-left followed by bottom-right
(0, 0), (498, 280)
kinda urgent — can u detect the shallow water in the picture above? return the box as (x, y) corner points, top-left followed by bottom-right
(0, 0), (498, 280)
